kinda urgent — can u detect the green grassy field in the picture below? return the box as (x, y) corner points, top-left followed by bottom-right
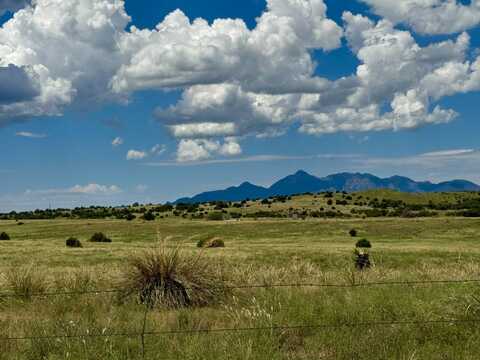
(1, 214), (480, 359)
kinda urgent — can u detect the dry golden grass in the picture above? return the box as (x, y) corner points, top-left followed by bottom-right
(122, 239), (229, 308)
(0, 216), (480, 358)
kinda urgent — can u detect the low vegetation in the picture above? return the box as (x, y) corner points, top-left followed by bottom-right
(197, 237), (225, 248)
(66, 237), (82, 248)
(122, 243), (228, 308)
(0, 192), (480, 358)
(5, 264), (47, 300)
(355, 238), (372, 248)
(89, 232), (112, 243)
(2, 190), (480, 221)
(354, 239), (373, 270)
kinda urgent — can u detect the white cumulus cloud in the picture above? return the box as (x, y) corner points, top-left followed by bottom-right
(69, 184), (122, 195)
(361, 0), (480, 35)
(0, 0), (130, 124)
(111, 0), (342, 94)
(126, 149), (148, 160)
(176, 138), (242, 162)
(25, 183), (122, 196)
(2, 0), (480, 162)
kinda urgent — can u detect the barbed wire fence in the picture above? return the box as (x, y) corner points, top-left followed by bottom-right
(1, 278), (480, 358)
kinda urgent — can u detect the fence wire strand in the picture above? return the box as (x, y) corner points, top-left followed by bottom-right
(1, 277), (479, 351)
(0, 318), (478, 342)
(1, 278), (479, 298)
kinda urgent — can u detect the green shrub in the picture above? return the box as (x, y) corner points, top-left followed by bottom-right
(196, 238), (209, 248)
(0, 232), (10, 240)
(207, 212), (224, 221)
(89, 232), (112, 243)
(125, 213), (136, 221)
(66, 237), (82, 248)
(123, 245), (228, 308)
(356, 238), (372, 248)
(142, 212), (156, 221)
(349, 229), (357, 237)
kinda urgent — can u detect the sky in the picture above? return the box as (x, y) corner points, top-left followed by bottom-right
(2, 0), (480, 211)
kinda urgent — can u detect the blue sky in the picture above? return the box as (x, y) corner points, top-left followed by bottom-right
(1, 0), (480, 211)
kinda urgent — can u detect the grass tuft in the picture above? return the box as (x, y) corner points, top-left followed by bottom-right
(5, 265), (47, 300)
(122, 243), (228, 308)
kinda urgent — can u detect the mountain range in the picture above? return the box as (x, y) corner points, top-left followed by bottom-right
(174, 170), (480, 204)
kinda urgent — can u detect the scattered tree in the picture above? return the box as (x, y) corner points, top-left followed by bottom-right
(142, 212), (156, 221)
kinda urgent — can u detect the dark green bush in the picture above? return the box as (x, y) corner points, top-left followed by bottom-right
(89, 232), (112, 243)
(66, 237), (82, 248)
(0, 232), (10, 240)
(196, 238), (208, 248)
(142, 212), (156, 221)
(356, 238), (372, 248)
(125, 213), (136, 221)
(349, 229), (357, 237)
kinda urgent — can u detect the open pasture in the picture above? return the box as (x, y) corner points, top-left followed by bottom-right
(1, 216), (480, 359)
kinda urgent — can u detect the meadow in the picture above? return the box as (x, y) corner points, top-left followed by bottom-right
(1, 193), (480, 359)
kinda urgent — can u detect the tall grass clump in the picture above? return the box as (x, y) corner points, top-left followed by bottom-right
(5, 265), (47, 300)
(123, 244), (228, 308)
